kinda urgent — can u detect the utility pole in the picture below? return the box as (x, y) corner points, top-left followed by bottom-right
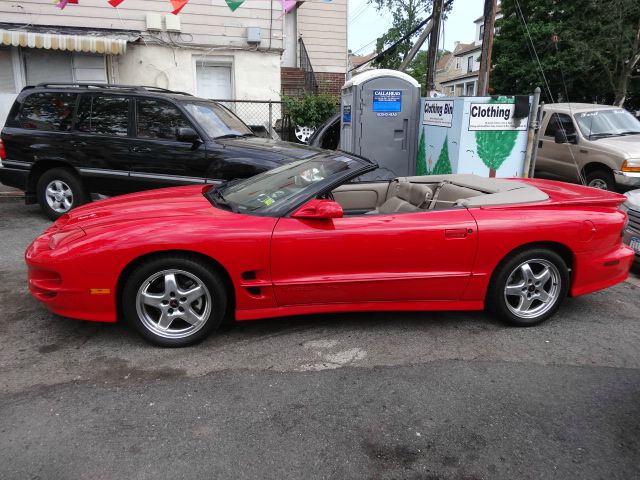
(477, 0), (497, 95)
(425, 0), (445, 93)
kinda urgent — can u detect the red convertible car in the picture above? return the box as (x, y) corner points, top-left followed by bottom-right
(26, 153), (634, 346)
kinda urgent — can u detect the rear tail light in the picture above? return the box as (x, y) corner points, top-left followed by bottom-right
(0, 138), (5, 165)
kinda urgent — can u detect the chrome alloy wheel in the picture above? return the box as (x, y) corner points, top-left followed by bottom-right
(588, 178), (609, 190)
(45, 180), (73, 213)
(136, 269), (212, 339)
(503, 259), (561, 319)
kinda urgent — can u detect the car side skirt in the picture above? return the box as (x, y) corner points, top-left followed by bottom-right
(234, 300), (485, 321)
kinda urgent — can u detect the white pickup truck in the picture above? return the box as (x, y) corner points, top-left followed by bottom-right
(535, 103), (640, 191)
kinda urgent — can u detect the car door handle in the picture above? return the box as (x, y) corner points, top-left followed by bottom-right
(130, 146), (151, 153)
(445, 228), (471, 238)
(71, 141), (87, 148)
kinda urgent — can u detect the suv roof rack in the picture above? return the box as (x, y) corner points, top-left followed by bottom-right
(30, 83), (193, 96)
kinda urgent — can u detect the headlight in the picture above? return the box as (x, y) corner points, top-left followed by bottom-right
(621, 159), (640, 172)
(48, 227), (86, 250)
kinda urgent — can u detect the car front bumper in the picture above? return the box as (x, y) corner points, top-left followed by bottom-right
(614, 170), (640, 187)
(25, 225), (118, 323)
(623, 208), (640, 265)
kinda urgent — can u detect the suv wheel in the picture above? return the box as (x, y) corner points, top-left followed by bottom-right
(585, 169), (615, 191)
(37, 168), (88, 220)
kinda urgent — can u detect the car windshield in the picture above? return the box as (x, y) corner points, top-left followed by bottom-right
(214, 156), (359, 214)
(575, 109), (640, 139)
(183, 101), (252, 139)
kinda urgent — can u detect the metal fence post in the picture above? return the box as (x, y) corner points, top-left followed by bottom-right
(268, 101), (273, 138)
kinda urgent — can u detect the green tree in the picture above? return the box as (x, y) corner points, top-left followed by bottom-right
(407, 49), (451, 94)
(492, 0), (640, 107)
(432, 135), (452, 175)
(368, 0), (432, 70)
(416, 128), (428, 175)
(474, 98), (518, 178)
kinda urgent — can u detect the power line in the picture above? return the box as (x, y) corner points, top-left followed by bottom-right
(349, 0), (454, 72)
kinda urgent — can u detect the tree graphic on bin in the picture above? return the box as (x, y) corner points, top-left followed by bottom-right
(416, 129), (428, 175)
(432, 135), (452, 175)
(475, 97), (519, 177)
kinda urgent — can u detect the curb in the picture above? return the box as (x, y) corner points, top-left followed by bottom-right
(0, 191), (24, 201)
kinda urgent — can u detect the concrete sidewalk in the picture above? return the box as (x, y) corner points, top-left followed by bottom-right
(0, 183), (23, 198)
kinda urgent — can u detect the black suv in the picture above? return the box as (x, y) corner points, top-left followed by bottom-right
(0, 83), (322, 219)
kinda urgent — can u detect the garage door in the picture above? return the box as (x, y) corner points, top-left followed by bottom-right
(195, 62), (232, 100)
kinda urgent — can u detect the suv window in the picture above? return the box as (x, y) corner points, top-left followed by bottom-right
(136, 99), (192, 140)
(544, 113), (575, 138)
(76, 95), (130, 137)
(18, 92), (76, 131)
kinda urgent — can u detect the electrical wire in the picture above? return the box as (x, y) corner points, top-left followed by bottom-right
(349, 0), (453, 72)
(514, 0), (586, 185)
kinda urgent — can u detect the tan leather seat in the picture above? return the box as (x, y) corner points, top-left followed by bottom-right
(430, 183), (484, 210)
(368, 181), (433, 214)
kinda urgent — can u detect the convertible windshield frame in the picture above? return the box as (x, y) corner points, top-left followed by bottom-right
(574, 108), (640, 140)
(206, 154), (376, 217)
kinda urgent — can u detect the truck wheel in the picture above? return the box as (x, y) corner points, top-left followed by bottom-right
(37, 168), (88, 220)
(585, 169), (615, 191)
(487, 248), (569, 327)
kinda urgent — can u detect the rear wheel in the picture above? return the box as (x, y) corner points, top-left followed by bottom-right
(36, 168), (87, 220)
(487, 248), (569, 327)
(122, 256), (227, 347)
(585, 169), (615, 191)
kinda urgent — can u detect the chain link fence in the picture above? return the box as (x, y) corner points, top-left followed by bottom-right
(212, 99), (298, 142)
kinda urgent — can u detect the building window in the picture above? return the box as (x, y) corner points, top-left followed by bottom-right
(467, 56), (474, 73)
(0, 47), (18, 93)
(466, 83), (475, 96)
(23, 50), (106, 86)
(479, 25), (484, 41)
(455, 58), (461, 69)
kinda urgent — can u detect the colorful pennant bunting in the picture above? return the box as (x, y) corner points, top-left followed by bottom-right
(56, 0), (77, 10)
(170, 0), (189, 14)
(108, 0), (125, 6)
(225, 0), (245, 11)
(280, 0), (297, 14)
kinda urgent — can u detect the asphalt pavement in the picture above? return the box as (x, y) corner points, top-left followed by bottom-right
(1, 197), (639, 480)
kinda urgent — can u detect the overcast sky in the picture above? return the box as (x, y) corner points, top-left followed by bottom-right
(349, 0), (482, 55)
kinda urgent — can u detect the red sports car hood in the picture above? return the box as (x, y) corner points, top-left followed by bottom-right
(56, 185), (225, 230)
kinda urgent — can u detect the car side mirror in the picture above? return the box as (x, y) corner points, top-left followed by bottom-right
(555, 129), (577, 144)
(291, 199), (343, 220)
(176, 127), (200, 143)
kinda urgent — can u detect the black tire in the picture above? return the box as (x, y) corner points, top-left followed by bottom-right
(486, 248), (570, 327)
(122, 256), (227, 347)
(36, 167), (88, 220)
(585, 169), (615, 191)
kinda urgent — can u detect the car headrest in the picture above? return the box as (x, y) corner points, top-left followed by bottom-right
(410, 184), (432, 207)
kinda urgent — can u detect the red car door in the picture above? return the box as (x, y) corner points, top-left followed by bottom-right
(270, 209), (478, 306)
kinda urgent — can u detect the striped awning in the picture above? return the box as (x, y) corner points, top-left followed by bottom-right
(0, 29), (129, 55)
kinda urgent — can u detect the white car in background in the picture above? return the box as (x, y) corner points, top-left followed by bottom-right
(622, 189), (640, 266)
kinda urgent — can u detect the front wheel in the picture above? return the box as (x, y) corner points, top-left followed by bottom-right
(36, 168), (88, 220)
(585, 169), (615, 191)
(487, 249), (569, 327)
(122, 256), (227, 347)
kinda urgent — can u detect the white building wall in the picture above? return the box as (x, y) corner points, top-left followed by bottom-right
(115, 44), (281, 101)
